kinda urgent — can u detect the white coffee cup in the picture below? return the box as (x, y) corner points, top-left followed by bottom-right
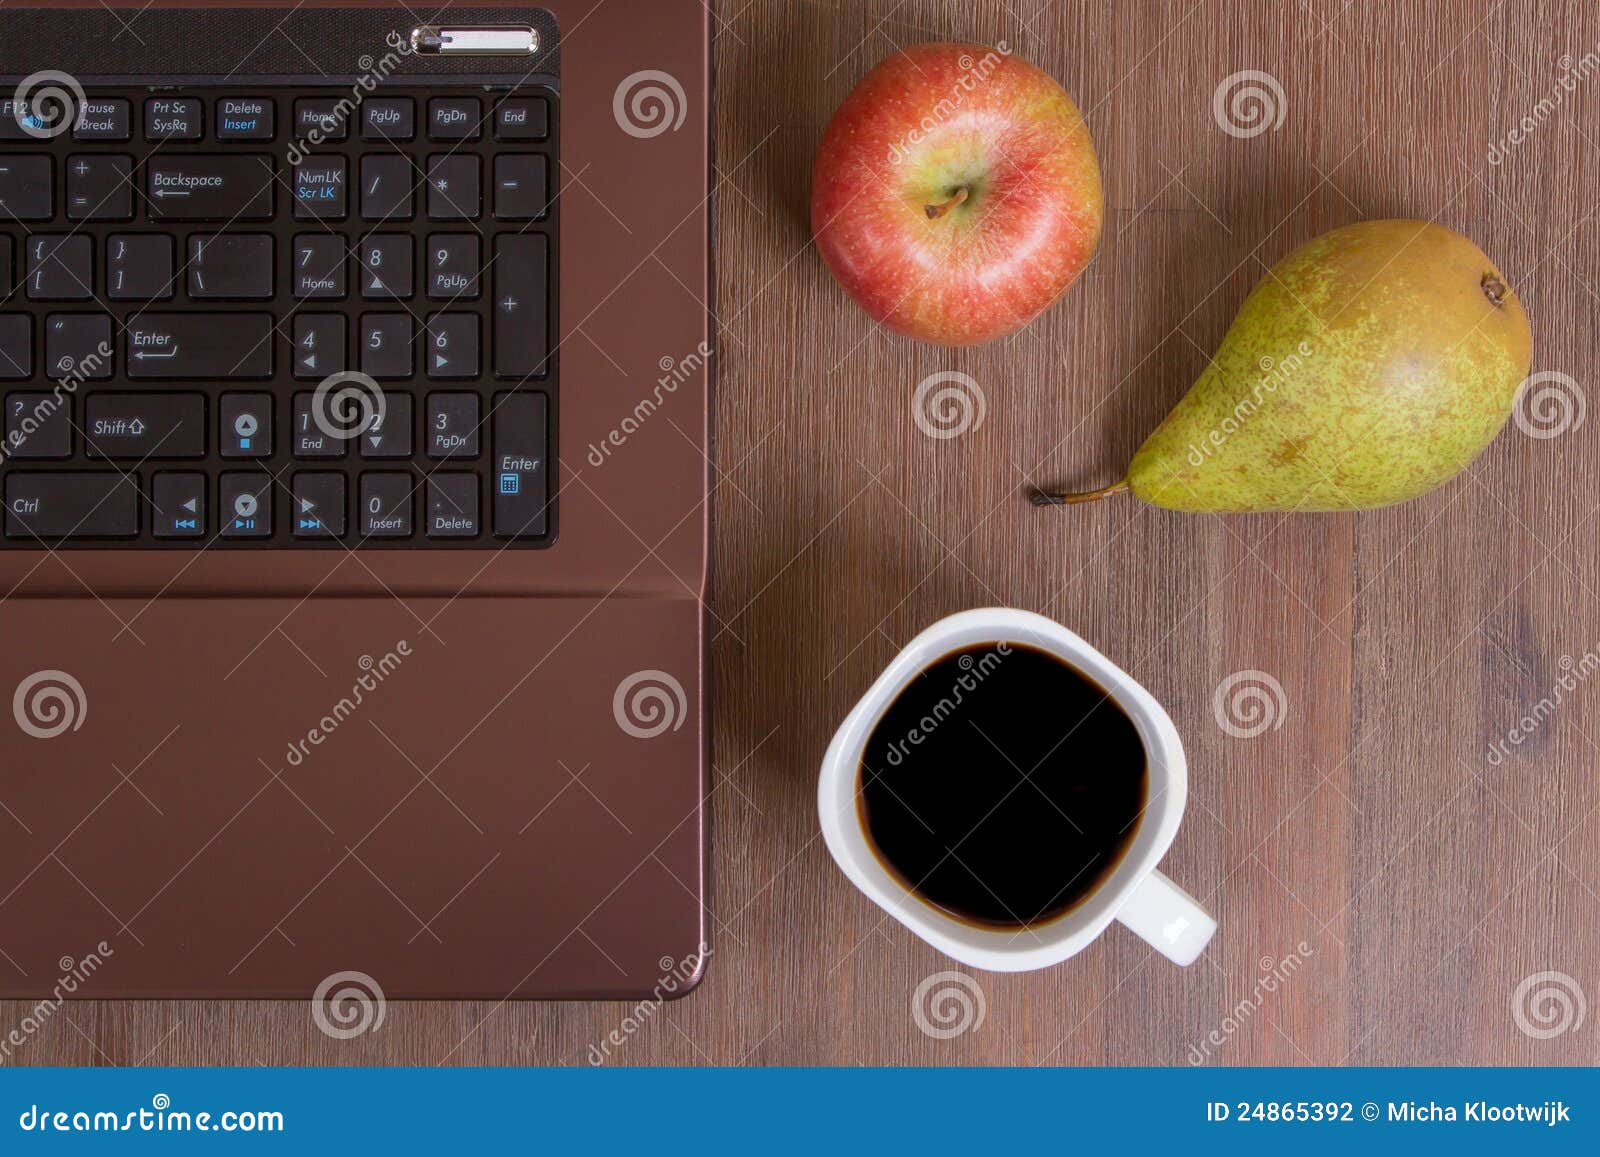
(817, 607), (1215, 971)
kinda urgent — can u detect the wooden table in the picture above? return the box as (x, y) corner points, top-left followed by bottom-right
(16, 0), (1600, 1066)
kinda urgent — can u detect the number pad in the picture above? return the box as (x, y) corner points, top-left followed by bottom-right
(426, 393), (480, 458)
(359, 235), (412, 298)
(293, 315), (345, 380)
(360, 314), (412, 379)
(425, 314), (478, 379)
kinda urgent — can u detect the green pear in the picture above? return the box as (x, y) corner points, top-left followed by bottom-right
(1034, 219), (1533, 511)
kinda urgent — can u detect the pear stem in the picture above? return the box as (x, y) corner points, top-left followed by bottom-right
(1029, 479), (1132, 507)
(924, 187), (970, 219)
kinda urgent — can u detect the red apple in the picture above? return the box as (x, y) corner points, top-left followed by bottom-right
(811, 43), (1103, 346)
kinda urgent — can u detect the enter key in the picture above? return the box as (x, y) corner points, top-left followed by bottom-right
(492, 392), (548, 539)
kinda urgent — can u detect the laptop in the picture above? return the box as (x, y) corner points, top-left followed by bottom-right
(0, 2), (712, 1000)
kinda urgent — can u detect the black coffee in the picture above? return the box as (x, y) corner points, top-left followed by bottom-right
(858, 642), (1147, 928)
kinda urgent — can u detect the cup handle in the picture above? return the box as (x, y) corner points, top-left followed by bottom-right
(1115, 870), (1216, 966)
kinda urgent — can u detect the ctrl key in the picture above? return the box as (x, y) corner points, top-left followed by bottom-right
(5, 472), (139, 539)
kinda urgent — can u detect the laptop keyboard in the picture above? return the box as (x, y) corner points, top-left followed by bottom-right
(0, 83), (557, 548)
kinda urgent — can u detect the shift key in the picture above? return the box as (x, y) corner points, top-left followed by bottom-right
(86, 393), (206, 459)
(5, 473), (138, 539)
(126, 314), (273, 379)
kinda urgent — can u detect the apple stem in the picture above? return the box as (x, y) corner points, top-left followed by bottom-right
(1029, 479), (1131, 507)
(924, 187), (970, 219)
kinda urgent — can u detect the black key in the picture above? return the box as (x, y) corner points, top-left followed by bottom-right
(147, 155), (274, 220)
(152, 472), (206, 537)
(360, 155), (414, 221)
(0, 95), (69, 140)
(360, 314), (412, 378)
(495, 97), (548, 140)
(217, 97), (274, 141)
(0, 236), (9, 290)
(291, 392), (347, 458)
(427, 235), (479, 299)
(359, 473), (413, 537)
(358, 234), (412, 298)
(107, 235), (176, 300)
(493, 392), (549, 538)
(188, 234), (274, 299)
(294, 99), (348, 142)
(44, 314), (113, 379)
(145, 97), (203, 141)
(0, 316), (32, 379)
(292, 473), (345, 537)
(5, 472), (139, 539)
(425, 314), (478, 379)
(85, 393), (206, 459)
(293, 157), (346, 220)
(362, 98), (414, 141)
(426, 474), (479, 538)
(293, 234), (346, 299)
(73, 99), (131, 141)
(26, 236), (95, 301)
(293, 315), (345, 380)
(494, 235), (549, 377)
(494, 155), (548, 220)
(4, 392), (72, 458)
(429, 98), (481, 140)
(220, 473), (272, 538)
(426, 392), (479, 458)
(126, 314), (273, 379)
(66, 154), (133, 220)
(359, 392), (411, 458)
(0, 156), (52, 221)
(219, 393), (272, 457)
(427, 155), (480, 219)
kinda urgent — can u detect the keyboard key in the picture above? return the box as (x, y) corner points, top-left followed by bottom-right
(73, 99), (131, 141)
(292, 473), (345, 537)
(107, 235), (176, 300)
(0, 96), (60, 139)
(358, 234), (412, 298)
(44, 314), (113, 379)
(292, 393), (348, 458)
(426, 392), (479, 458)
(293, 235), (346, 299)
(152, 472), (206, 537)
(362, 98), (414, 141)
(293, 157), (346, 220)
(293, 315), (345, 380)
(145, 97), (203, 141)
(0, 156), (52, 221)
(494, 155), (548, 220)
(493, 235), (548, 377)
(217, 97), (274, 141)
(147, 154), (274, 220)
(426, 474), (479, 538)
(495, 97), (548, 140)
(85, 393), (206, 459)
(360, 473), (413, 537)
(0, 316), (31, 379)
(66, 154), (134, 220)
(5, 472), (139, 539)
(359, 314), (412, 378)
(220, 473), (272, 538)
(493, 393), (549, 538)
(220, 393), (272, 457)
(294, 98), (348, 142)
(188, 234), (274, 299)
(4, 392), (71, 458)
(0, 236), (9, 289)
(427, 235), (479, 299)
(126, 314), (273, 379)
(360, 155), (414, 220)
(428, 98), (481, 140)
(427, 155), (480, 219)
(26, 236), (95, 300)
(425, 314), (478, 379)
(359, 392), (411, 458)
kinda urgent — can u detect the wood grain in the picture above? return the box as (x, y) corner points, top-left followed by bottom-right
(9, 0), (1600, 1067)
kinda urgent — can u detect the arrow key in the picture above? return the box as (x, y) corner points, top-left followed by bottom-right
(359, 391), (412, 459)
(152, 472), (207, 538)
(292, 473), (345, 538)
(220, 392), (272, 457)
(293, 314), (345, 380)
